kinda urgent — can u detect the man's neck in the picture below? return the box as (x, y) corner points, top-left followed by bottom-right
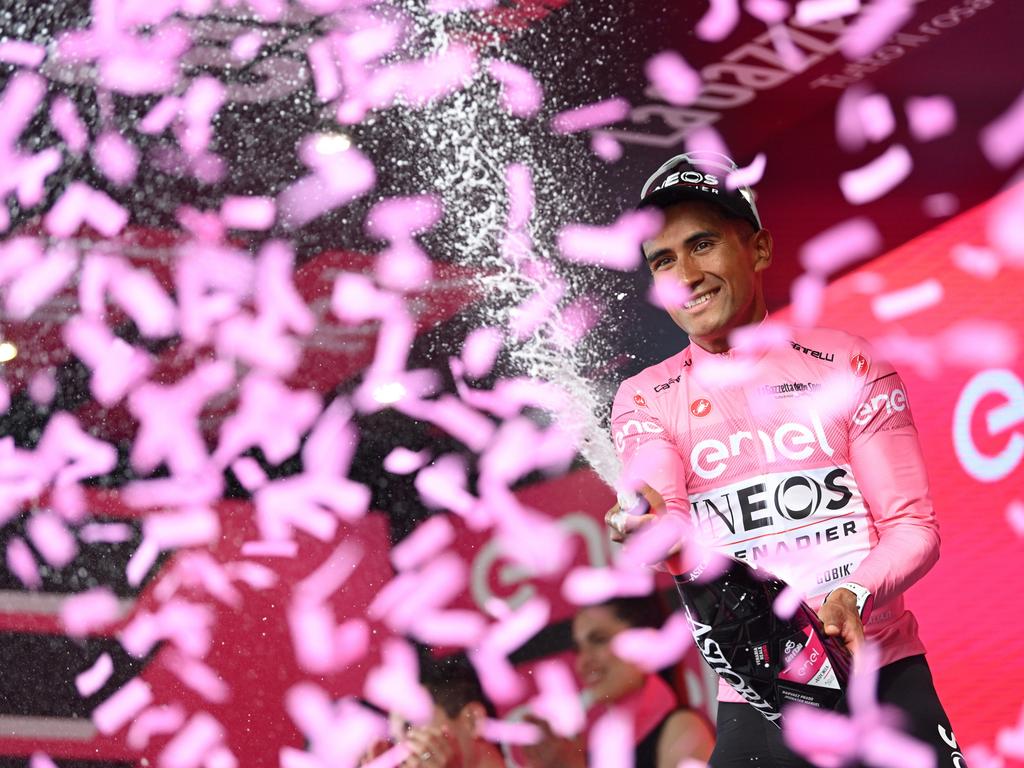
(691, 308), (769, 355)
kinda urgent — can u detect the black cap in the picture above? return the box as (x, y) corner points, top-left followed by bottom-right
(638, 151), (762, 231)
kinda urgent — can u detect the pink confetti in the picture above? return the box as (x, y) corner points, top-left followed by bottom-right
(773, 583), (805, 619)
(611, 612), (693, 672)
(231, 457), (268, 491)
(28, 369), (57, 407)
(922, 192), (958, 218)
(469, 647), (526, 706)
(987, 183), (1024, 265)
(93, 678), (154, 735)
(794, 0), (861, 26)
(279, 140), (376, 228)
(589, 707), (633, 768)
(768, 24), (810, 71)
(837, 86), (875, 151)
(79, 522), (134, 544)
(429, 0), (497, 11)
(231, 31), (263, 61)
(1007, 500), (1024, 537)
(871, 278), (943, 321)
(858, 93), (896, 143)
(414, 455), (477, 517)
(28, 754), (58, 768)
(364, 639), (434, 726)
(644, 51), (701, 107)
(383, 447), (430, 475)
(906, 95), (956, 142)
(746, 0), (790, 24)
(158, 712), (225, 768)
(939, 320), (1019, 368)
(696, 0), (741, 41)
(0, 40), (46, 67)
(164, 650), (230, 703)
(950, 243), (1001, 280)
(64, 317), (154, 407)
(139, 95), (182, 134)
(590, 132), (623, 163)
(44, 182), (129, 237)
(3, 243), (78, 320)
(365, 195), (442, 241)
(180, 76), (226, 156)
(980, 88), (1024, 169)
(460, 327), (503, 379)
(61, 587), (121, 636)
(295, 542), (363, 604)
(481, 596), (551, 657)
(76, 652), (115, 697)
(478, 719), (543, 746)
(0, 381), (9, 415)
(618, 514), (688, 569)
(839, 144), (912, 205)
(110, 267), (177, 338)
(558, 208), (663, 270)
(783, 705), (857, 765)
(241, 539), (298, 558)
(726, 152), (767, 190)
(0, 71), (46, 140)
(374, 552), (467, 633)
(390, 515), (455, 571)
(92, 131), (140, 186)
(799, 217), (882, 277)
(507, 281), (564, 342)
(288, 601), (338, 674)
(686, 125), (732, 159)
(840, 0), (913, 60)
(50, 96), (89, 153)
(561, 565), (654, 605)
(487, 60), (543, 118)
(530, 660), (585, 737)
(551, 98), (630, 134)
(308, 38), (342, 102)
(6, 537), (41, 588)
(409, 609), (486, 647)
(146, 506), (221, 551)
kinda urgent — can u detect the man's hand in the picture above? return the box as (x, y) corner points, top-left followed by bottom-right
(817, 587), (865, 654)
(401, 726), (457, 768)
(604, 484), (664, 543)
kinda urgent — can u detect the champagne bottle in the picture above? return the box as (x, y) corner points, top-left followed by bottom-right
(674, 551), (852, 727)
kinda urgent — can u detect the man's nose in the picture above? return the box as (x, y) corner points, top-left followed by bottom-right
(678, 253), (703, 286)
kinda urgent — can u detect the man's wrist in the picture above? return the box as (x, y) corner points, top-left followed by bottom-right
(827, 582), (873, 621)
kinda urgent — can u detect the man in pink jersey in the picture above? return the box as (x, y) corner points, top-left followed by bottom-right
(607, 151), (967, 766)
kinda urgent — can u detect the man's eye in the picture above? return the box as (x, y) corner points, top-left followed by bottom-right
(653, 256), (673, 270)
(694, 240), (713, 252)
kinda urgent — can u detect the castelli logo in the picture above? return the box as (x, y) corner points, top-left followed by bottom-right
(690, 398), (713, 417)
(634, 393), (647, 407)
(850, 354), (869, 377)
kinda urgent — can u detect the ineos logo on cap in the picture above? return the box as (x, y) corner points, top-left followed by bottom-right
(690, 398), (713, 417)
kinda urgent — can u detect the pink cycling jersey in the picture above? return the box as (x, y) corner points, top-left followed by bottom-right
(611, 324), (939, 703)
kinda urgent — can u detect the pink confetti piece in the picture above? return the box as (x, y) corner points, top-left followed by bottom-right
(180, 76), (226, 156)
(279, 141), (376, 228)
(93, 678), (154, 735)
(783, 705), (857, 765)
(839, 0), (913, 60)
(231, 457), (268, 491)
(922, 192), (958, 218)
(906, 95), (956, 142)
(92, 131), (140, 186)
(75, 652), (114, 697)
(110, 267), (177, 338)
(231, 31), (263, 61)
(950, 243), (1001, 280)
(365, 195), (442, 241)
(35, 411), (119, 487)
(145, 506), (221, 551)
(997, 710), (1024, 759)
(295, 542), (363, 605)
(334, 617), (371, 669)
(482, 596), (551, 656)
(486, 59), (543, 118)
(364, 639), (434, 726)
(429, 0), (496, 11)
(772, 583), (804, 619)
(871, 278), (943, 321)
(794, 0), (861, 26)
(28, 754), (58, 768)
(414, 455), (478, 518)
(530, 660), (585, 737)
(50, 95), (89, 153)
(6, 537), (41, 588)
(204, 747), (237, 768)
(589, 707), (633, 768)
(644, 50), (701, 107)
(611, 612), (694, 672)
(551, 97), (630, 134)
(164, 649), (230, 703)
(288, 601), (338, 674)
(158, 712), (225, 768)
(79, 522), (134, 544)
(618, 514), (687, 569)
(44, 182), (129, 238)
(240, 539), (298, 558)
(726, 152), (767, 190)
(375, 553), (468, 633)
(0, 71), (46, 141)
(382, 447), (429, 475)
(139, 95), (182, 134)
(409, 609), (486, 647)
(361, 43), (478, 114)
(3, 243), (78, 320)
(961, 744), (1003, 768)
(767, 23), (810, 71)
(1006, 500), (1024, 537)
(858, 93), (896, 144)
(558, 208), (663, 270)
(746, 0), (790, 24)
(459, 327), (503, 380)
(839, 144), (912, 205)
(686, 125), (732, 159)
(0, 380), (8, 415)
(980, 88), (1024, 169)
(13, 147), (63, 208)
(478, 719), (543, 746)
(507, 281), (565, 343)
(696, 0), (741, 41)
(390, 515), (455, 571)
(469, 647), (526, 705)
(279, 748), (325, 768)
(590, 131), (623, 163)
(0, 40), (46, 67)
(938, 320), (1020, 368)
(799, 217), (882, 277)
(561, 565), (655, 605)
(308, 38), (342, 102)
(61, 587), (121, 636)
(63, 316), (154, 407)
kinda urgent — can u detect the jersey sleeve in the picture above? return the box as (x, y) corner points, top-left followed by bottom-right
(610, 380), (690, 523)
(844, 340), (940, 606)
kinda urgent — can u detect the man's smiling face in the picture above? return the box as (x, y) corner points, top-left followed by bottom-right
(643, 199), (773, 352)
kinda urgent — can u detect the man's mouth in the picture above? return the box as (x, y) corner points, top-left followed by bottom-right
(683, 287), (720, 310)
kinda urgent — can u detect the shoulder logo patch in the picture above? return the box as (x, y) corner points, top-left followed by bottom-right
(850, 354), (869, 377)
(690, 398), (713, 417)
(633, 393), (647, 407)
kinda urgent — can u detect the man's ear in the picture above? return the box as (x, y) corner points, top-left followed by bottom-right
(752, 228), (773, 273)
